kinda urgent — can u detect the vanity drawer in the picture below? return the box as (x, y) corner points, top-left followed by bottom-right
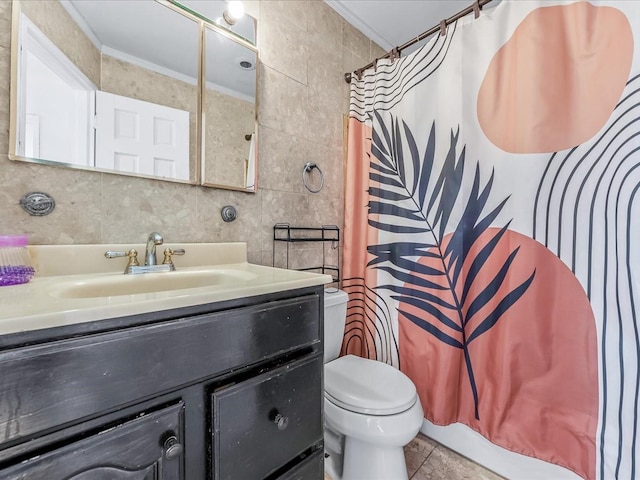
(0, 293), (320, 450)
(211, 354), (323, 480)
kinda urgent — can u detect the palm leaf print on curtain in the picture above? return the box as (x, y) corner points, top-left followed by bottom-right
(366, 111), (535, 421)
(340, 1), (640, 479)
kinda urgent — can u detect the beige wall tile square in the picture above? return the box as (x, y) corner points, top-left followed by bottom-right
(307, 51), (345, 125)
(258, 126), (307, 194)
(305, 92), (344, 148)
(342, 21), (371, 62)
(258, 64), (309, 138)
(100, 174), (198, 244)
(306, 1), (343, 57)
(258, 1), (309, 84)
(259, 1), (310, 33)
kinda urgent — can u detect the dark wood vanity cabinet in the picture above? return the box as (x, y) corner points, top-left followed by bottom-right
(0, 287), (324, 480)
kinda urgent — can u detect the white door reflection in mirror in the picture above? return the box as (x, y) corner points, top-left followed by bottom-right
(18, 13), (95, 167)
(95, 91), (190, 180)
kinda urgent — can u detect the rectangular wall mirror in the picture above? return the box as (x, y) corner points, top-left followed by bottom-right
(9, 0), (259, 192)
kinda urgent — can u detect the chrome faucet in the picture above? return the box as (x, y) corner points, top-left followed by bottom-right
(105, 232), (185, 274)
(144, 232), (164, 266)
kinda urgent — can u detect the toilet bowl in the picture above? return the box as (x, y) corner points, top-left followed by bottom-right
(323, 289), (423, 480)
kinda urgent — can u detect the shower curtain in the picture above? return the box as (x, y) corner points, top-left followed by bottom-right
(342, 1), (640, 479)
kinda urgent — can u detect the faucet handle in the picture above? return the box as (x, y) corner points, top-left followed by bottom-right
(125, 249), (140, 267)
(105, 250), (127, 259)
(105, 249), (140, 273)
(162, 248), (185, 269)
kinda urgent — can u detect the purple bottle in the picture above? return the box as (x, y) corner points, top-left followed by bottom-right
(0, 235), (35, 286)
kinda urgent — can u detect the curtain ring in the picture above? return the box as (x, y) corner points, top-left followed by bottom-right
(473, 0), (481, 19)
(440, 19), (447, 36)
(302, 162), (324, 193)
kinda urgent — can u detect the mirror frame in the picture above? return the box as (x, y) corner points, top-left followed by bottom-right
(8, 0), (260, 192)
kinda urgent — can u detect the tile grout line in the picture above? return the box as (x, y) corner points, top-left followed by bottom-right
(424, 445), (437, 463)
(409, 445), (437, 479)
(420, 446), (441, 479)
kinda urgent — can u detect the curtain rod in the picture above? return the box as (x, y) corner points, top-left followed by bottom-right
(344, 0), (493, 83)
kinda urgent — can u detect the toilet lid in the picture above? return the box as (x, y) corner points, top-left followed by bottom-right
(324, 355), (417, 415)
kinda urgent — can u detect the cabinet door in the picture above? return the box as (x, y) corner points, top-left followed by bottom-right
(212, 355), (323, 480)
(1, 403), (184, 480)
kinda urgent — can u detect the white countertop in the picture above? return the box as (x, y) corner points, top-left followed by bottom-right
(0, 243), (333, 336)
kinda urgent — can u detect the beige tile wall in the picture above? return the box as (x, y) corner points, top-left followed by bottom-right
(0, 0), (385, 268)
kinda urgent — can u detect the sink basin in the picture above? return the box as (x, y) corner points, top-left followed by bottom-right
(51, 268), (258, 299)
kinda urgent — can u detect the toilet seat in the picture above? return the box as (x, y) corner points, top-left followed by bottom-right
(324, 355), (417, 415)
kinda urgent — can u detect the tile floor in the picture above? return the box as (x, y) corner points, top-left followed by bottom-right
(324, 433), (505, 480)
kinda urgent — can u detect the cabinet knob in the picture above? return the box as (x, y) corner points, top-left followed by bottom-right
(273, 412), (289, 431)
(163, 435), (183, 460)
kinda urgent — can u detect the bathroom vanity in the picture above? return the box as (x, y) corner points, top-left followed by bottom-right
(0, 243), (330, 479)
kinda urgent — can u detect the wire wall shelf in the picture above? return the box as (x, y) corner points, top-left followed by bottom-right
(273, 223), (340, 284)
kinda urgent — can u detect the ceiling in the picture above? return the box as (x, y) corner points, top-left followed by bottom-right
(325, 0), (493, 54)
(62, 0), (491, 98)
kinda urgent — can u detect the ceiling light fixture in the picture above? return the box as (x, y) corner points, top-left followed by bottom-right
(236, 56), (255, 70)
(222, 1), (245, 26)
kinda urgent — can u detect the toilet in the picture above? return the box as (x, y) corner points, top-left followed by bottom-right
(323, 289), (424, 480)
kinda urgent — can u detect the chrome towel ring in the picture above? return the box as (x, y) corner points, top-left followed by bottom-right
(302, 162), (324, 193)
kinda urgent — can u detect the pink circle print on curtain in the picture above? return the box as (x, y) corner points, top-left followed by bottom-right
(477, 2), (633, 154)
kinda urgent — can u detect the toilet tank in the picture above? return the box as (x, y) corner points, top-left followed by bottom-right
(324, 288), (349, 363)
